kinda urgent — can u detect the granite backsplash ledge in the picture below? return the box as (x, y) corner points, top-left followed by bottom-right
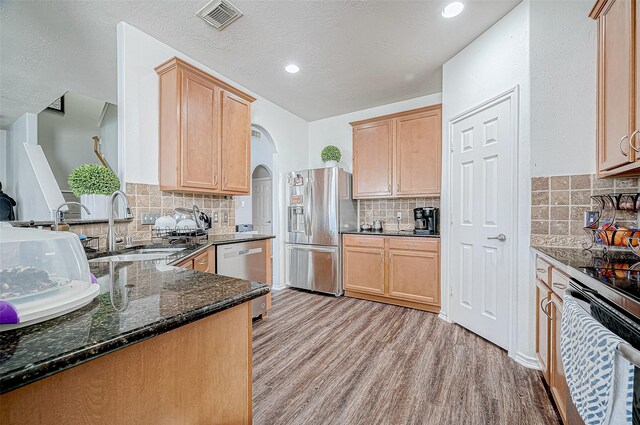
(358, 197), (440, 232)
(530, 174), (640, 248)
(66, 183), (236, 250)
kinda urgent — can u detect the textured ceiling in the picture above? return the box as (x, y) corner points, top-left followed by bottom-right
(0, 0), (521, 128)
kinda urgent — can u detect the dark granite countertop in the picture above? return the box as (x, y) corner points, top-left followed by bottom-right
(0, 237), (272, 394)
(531, 246), (640, 318)
(341, 230), (440, 238)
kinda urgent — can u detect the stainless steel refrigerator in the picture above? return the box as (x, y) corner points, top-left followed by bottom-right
(286, 167), (357, 296)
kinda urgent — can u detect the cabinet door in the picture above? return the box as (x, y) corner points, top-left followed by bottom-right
(597, 0), (633, 171)
(221, 90), (251, 194)
(550, 293), (569, 424)
(180, 69), (220, 190)
(343, 246), (386, 295)
(535, 278), (551, 384)
(387, 248), (439, 306)
(394, 109), (441, 196)
(352, 120), (393, 198)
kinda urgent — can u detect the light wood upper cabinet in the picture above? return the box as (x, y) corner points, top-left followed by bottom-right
(591, 0), (640, 176)
(351, 105), (442, 198)
(343, 235), (440, 312)
(352, 120), (394, 198)
(181, 70), (220, 190)
(221, 91), (252, 193)
(156, 57), (255, 195)
(395, 109), (441, 196)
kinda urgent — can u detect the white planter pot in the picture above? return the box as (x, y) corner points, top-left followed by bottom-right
(324, 160), (338, 168)
(80, 194), (110, 220)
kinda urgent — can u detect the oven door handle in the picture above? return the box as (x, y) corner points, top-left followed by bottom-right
(618, 343), (640, 368)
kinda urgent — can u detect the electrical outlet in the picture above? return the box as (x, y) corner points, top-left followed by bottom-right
(141, 211), (161, 225)
(223, 212), (229, 224)
(213, 212), (219, 223)
(396, 212), (402, 220)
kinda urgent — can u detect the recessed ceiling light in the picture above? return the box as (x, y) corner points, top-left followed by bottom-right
(442, 2), (464, 18)
(285, 64), (300, 74)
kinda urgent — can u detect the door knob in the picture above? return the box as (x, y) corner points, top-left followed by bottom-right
(487, 234), (506, 242)
(265, 220), (271, 223)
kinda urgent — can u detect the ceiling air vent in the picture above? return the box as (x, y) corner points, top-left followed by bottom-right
(196, 0), (243, 30)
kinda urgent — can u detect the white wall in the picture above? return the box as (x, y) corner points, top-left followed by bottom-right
(0, 130), (6, 185)
(5, 113), (52, 220)
(235, 134), (276, 225)
(38, 92), (114, 191)
(308, 93), (442, 172)
(441, 1), (533, 366)
(530, 0), (597, 177)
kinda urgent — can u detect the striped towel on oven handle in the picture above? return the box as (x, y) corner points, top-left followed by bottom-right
(561, 294), (634, 425)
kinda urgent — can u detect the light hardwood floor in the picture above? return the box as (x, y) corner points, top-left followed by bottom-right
(253, 289), (560, 425)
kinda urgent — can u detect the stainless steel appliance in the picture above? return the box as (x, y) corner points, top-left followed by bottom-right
(373, 219), (383, 232)
(413, 207), (439, 235)
(286, 167), (357, 296)
(216, 240), (269, 318)
(567, 252), (640, 424)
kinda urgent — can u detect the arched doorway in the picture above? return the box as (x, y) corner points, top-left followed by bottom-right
(252, 165), (272, 234)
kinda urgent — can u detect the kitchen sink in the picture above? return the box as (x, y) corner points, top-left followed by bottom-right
(88, 247), (186, 263)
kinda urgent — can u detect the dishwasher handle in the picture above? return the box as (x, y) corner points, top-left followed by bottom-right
(222, 247), (263, 259)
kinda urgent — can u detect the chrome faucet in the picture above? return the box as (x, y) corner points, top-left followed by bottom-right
(108, 190), (132, 251)
(54, 202), (90, 231)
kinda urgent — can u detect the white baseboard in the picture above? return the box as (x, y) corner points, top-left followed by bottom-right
(271, 282), (287, 291)
(512, 351), (540, 370)
(438, 312), (452, 323)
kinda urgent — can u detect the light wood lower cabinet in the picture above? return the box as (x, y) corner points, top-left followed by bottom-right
(176, 246), (215, 272)
(343, 235), (440, 312)
(0, 303), (253, 425)
(534, 255), (574, 425)
(535, 278), (552, 383)
(550, 292), (569, 424)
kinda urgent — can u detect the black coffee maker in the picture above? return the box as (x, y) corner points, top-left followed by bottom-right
(413, 207), (439, 235)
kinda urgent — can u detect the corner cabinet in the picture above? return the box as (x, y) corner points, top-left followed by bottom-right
(591, 0), (640, 177)
(343, 235), (440, 313)
(156, 57), (255, 195)
(350, 105), (441, 199)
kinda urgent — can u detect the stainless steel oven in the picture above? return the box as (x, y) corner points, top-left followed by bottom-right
(568, 279), (640, 424)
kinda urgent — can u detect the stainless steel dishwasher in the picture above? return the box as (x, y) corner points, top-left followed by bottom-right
(216, 240), (268, 318)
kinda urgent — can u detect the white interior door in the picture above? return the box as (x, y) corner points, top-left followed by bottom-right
(449, 93), (516, 350)
(252, 177), (272, 234)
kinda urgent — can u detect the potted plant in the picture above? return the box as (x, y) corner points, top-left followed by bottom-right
(321, 145), (341, 168)
(68, 165), (121, 219)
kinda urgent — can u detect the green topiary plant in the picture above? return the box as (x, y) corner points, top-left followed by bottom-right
(321, 145), (342, 163)
(68, 165), (120, 197)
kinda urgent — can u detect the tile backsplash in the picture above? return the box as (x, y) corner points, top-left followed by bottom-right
(358, 197), (440, 232)
(530, 174), (640, 247)
(67, 183), (236, 250)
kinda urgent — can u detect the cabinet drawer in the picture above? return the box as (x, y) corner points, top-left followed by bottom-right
(535, 257), (551, 285)
(387, 237), (439, 252)
(193, 251), (210, 272)
(343, 235), (385, 248)
(550, 268), (569, 299)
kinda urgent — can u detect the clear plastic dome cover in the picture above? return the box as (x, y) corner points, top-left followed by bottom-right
(0, 223), (91, 300)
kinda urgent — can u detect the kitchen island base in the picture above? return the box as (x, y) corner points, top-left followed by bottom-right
(0, 302), (252, 425)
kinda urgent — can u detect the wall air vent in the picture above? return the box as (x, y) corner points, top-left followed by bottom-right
(196, 0), (243, 30)
(251, 129), (262, 140)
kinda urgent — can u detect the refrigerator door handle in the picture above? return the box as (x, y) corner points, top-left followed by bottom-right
(304, 177), (312, 236)
(288, 244), (337, 253)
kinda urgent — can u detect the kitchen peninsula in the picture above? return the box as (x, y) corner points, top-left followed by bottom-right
(0, 237), (272, 425)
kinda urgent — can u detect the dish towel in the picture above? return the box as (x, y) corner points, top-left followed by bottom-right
(561, 294), (635, 425)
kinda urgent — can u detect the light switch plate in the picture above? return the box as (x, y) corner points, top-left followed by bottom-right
(223, 212), (229, 224)
(141, 211), (161, 225)
(213, 212), (219, 223)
